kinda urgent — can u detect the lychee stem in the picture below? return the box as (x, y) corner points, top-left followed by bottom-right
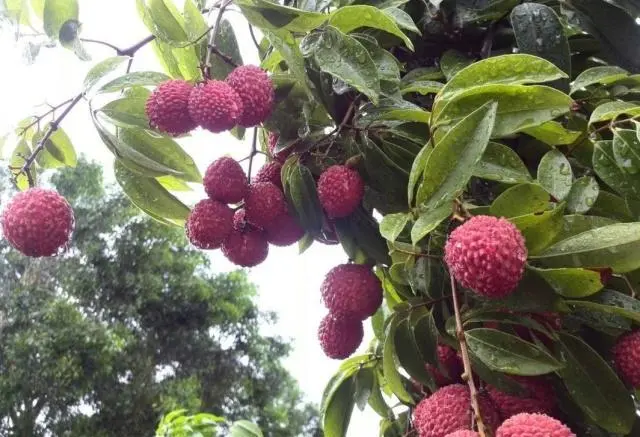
(450, 274), (487, 437)
(247, 127), (258, 182)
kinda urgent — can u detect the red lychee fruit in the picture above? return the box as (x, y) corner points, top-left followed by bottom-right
(185, 199), (234, 250)
(445, 432), (479, 437)
(413, 384), (500, 437)
(145, 80), (197, 136)
(254, 161), (283, 190)
(264, 213), (304, 247)
(232, 208), (253, 232)
(203, 157), (247, 203)
(267, 133), (292, 163)
(318, 313), (363, 359)
(226, 65), (275, 127)
(317, 165), (364, 218)
(321, 264), (383, 321)
(188, 80), (242, 133)
(426, 345), (463, 386)
(444, 215), (527, 298)
(612, 330), (640, 387)
(487, 376), (556, 419)
(221, 227), (269, 267)
(1, 188), (74, 257)
(244, 182), (287, 228)
(496, 413), (575, 437)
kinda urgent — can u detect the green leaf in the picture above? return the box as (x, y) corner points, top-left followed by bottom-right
(511, 204), (566, 255)
(434, 54), (567, 112)
(183, 0), (208, 42)
(439, 50), (472, 82)
(466, 328), (563, 376)
(383, 8), (420, 35)
(593, 139), (640, 200)
(567, 176), (599, 214)
(382, 315), (413, 404)
(395, 317), (436, 388)
(511, 3), (570, 92)
(537, 149), (573, 201)
(99, 98), (149, 130)
(147, 0), (188, 44)
(43, 0), (78, 40)
(380, 213), (410, 243)
(474, 142), (532, 184)
(411, 306), (438, 368)
(410, 204), (451, 245)
(234, 0), (326, 33)
(35, 126), (76, 168)
(304, 26), (380, 104)
(490, 183), (549, 218)
(151, 40), (183, 78)
(522, 121), (582, 147)
(329, 6), (413, 50)
(571, 66), (629, 94)
(285, 161), (324, 233)
(434, 84), (573, 139)
(529, 266), (604, 298)
(566, 290), (640, 325)
(98, 71), (171, 93)
(408, 144), (432, 206)
(84, 56), (129, 92)
(532, 222), (640, 273)
(554, 215), (618, 243)
(265, 29), (311, 97)
(613, 128), (640, 177)
(355, 100), (430, 125)
(368, 370), (393, 419)
(400, 80), (443, 95)
(589, 101), (640, 126)
(10, 139), (36, 191)
(416, 101), (497, 208)
(322, 375), (356, 437)
(114, 160), (190, 225)
(209, 19), (244, 80)
(556, 332), (635, 434)
(157, 175), (192, 192)
(230, 421), (264, 437)
(354, 367), (374, 411)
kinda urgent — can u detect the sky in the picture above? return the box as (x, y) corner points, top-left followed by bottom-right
(0, 0), (381, 435)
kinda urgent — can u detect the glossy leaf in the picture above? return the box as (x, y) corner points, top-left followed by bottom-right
(146, 0), (188, 44)
(411, 306), (439, 368)
(380, 212), (410, 243)
(286, 162), (324, 233)
(383, 8), (419, 35)
(235, 0), (326, 33)
(490, 183), (549, 218)
(84, 56), (129, 92)
(565, 290), (640, 324)
(410, 204), (451, 245)
(537, 149), (573, 201)
(329, 6), (413, 50)
(33, 126), (77, 168)
(230, 421), (264, 437)
(408, 144), (432, 206)
(382, 315), (413, 404)
(210, 19), (244, 81)
(473, 142), (532, 184)
(98, 71), (171, 93)
(589, 101), (640, 125)
(43, 0), (78, 40)
(417, 101), (497, 208)
(355, 100), (430, 125)
(613, 128), (640, 177)
(354, 367), (374, 412)
(567, 176), (600, 214)
(466, 328), (563, 376)
(394, 317), (435, 387)
(10, 139), (36, 191)
(510, 203), (566, 255)
(530, 266), (604, 298)
(440, 50), (472, 81)
(556, 332), (635, 434)
(554, 215), (618, 243)
(99, 98), (149, 130)
(522, 121), (582, 146)
(593, 140), (640, 200)
(571, 66), (629, 94)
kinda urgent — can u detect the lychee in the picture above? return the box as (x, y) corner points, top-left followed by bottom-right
(226, 65), (275, 127)
(244, 182), (287, 228)
(254, 161), (283, 190)
(188, 80), (242, 133)
(264, 213), (304, 247)
(203, 157), (248, 203)
(426, 345), (463, 386)
(413, 384), (500, 437)
(221, 228), (269, 267)
(487, 376), (556, 419)
(267, 132), (292, 163)
(444, 215), (527, 298)
(318, 313), (363, 359)
(232, 208), (252, 232)
(185, 199), (234, 249)
(445, 432), (479, 437)
(1, 188), (74, 257)
(612, 330), (640, 387)
(317, 165), (364, 218)
(145, 80), (197, 136)
(496, 413), (575, 437)
(321, 264), (382, 321)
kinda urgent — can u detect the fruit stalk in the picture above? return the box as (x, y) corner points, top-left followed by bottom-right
(450, 274), (487, 437)
(204, 0), (234, 79)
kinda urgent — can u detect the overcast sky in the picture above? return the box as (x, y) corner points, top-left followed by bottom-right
(0, 0), (380, 434)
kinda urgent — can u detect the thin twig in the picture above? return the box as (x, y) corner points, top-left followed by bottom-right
(249, 24), (261, 53)
(16, 97), (75, 136)
(247, 127), (258, 182)
(208, 45), (239, 67)
(621, 274), (637, 298)
(79, 38), (121, 52)
(450, 275), (486, 437)
(204, 0), (233, 79)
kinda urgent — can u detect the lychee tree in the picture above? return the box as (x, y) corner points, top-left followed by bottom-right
(3, 0), (640, 436)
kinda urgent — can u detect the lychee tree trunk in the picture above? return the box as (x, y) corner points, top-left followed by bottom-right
(4, 0), (640, 436)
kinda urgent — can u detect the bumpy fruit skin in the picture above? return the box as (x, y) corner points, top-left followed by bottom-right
(254, 161), (283, 190)
(487, 376), (556, 419)
(265, 213), (304, 246)
(203, 157), (247, 203)
(188, 80), (242, 133)
(612, 330), (640, 387)
(145, 80), (197, 136)
(445, 432), (479, 437)
(413, 384), (500, 437)
(186, 199), (234, 250)
(496, 413), (575, 437)
(318, 313), (363, 359)
(1, 188), (74, 257)
(317, 165), (365, 218)
(244, 182), (287, 228)
(426, 345), (463, 386)
(321, 264), (383, 321)
(222, 228), (269, 267)
(226, 65), (275, 127)
(444, 215), (527, 298)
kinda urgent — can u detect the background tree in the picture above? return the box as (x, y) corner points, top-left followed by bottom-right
(0, 160), (320, 437)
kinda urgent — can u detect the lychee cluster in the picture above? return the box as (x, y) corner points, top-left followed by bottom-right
(612, 329), (640, 387)
(186, 156), (304, 266)
(145, 65), (274, 136)
(318, 263), (382, 359)
(1, 187), (74, 257)
(444, 215), (527, 298)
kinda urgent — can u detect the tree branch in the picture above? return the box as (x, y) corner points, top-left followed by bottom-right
(204, 0), (233, 79)
(16, 97), (75, 136)
(119, 34), (156, 57)
(450, 275), (486, 437)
